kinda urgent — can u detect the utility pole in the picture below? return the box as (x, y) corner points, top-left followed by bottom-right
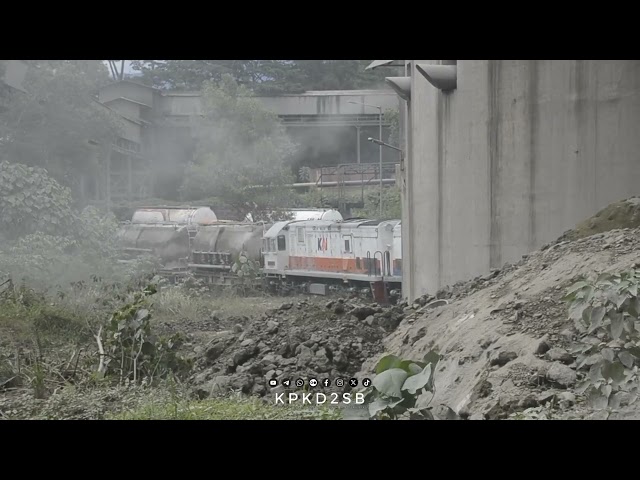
(378, 106), (382, 217)
(348, 100), (384, 217)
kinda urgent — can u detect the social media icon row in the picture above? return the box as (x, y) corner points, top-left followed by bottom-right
(268, 377), (371, 388)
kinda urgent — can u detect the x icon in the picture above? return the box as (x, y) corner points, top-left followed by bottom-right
(349, 378), (358, 387)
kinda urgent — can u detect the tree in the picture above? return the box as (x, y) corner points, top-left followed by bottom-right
(0, 161), (76, 242)
(385, 108), (400, 146)
(129, 60), (393, 94)
(0, 160), (152, 292)
(289, 60), (389, 92)
(179, 75), (298, 219)
(354, 186), (402, 220)
(0, 60), (122, 204)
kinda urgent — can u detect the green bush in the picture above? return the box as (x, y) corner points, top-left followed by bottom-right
(564, 268), (640, 409)
(360, 351), (440, 420)
(96, 282), (191, 385)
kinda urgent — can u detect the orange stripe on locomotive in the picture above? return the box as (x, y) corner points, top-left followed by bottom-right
(288, 256), (382, 274)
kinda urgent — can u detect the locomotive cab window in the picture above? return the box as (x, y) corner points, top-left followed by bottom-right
(297, 227), (304, 243)
(343, 236), (352, 253)
(277, 235), (286, 251)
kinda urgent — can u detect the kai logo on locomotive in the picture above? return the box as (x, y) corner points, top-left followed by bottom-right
(317, 236), (329, 251)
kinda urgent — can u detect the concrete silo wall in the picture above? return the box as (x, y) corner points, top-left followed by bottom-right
(403, 60), (640, 300)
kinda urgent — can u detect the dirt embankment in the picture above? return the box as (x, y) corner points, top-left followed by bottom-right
(361, 217), (640, 419)
(555, 197), (640, 243)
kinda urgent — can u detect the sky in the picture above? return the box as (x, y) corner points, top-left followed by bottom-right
(102, 60), (139, 77)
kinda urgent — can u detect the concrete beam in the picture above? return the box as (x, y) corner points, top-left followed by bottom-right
(366, 60), (404, 70)
(385, 77), (411, 101)
(415, 64), (457, 91)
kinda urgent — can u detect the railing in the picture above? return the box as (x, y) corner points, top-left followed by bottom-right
(366, 250), (392, 278)
(312, 162), (399, 211)
(280, 114), (392, 127)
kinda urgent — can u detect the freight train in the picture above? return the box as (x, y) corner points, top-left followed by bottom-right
(117, 206), (402, 300)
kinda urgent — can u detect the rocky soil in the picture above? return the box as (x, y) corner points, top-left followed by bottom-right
(186, 297), (407, 399)
(360, 224), (640, 420)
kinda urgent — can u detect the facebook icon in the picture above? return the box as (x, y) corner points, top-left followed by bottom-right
(322, 378), (331, 387)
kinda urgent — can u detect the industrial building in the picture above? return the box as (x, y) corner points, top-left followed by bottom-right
(94, 81), (400, 210)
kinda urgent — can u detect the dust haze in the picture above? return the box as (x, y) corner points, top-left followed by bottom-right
(2, 59), (636, 421)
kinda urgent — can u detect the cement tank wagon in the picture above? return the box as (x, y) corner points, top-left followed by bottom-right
(188, 222), (270, 285)
(117, 206), (218, 275)
(117, 223), (191, 271)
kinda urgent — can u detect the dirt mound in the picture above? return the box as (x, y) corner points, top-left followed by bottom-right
(555, 197), (640, 243)
(360, 225), (640, 420)
(188, 298), (407, 398)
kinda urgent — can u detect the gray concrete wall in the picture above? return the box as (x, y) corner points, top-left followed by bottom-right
(105, 98), (142, 121)
(118, 116), (143, 143)
(256, 90), (399, 116)
(159, 93), (202, 116)
(403, 60), (640, 301)
(158, 90), (399, 117)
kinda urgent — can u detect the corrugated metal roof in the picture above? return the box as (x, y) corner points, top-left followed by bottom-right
(102, 79), (159, 92)
(102, 96), (152, 108)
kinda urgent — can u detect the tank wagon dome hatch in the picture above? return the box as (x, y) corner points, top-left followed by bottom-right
(337, 219), (401, 227)
(288, 209), (343, 221)
(246, 208), (343, 223)
(130, 206), (218, 225)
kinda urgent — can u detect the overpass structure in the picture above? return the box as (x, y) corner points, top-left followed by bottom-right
(95, 81), (399, 205)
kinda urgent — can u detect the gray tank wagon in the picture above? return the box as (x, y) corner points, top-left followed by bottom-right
(188, 222), (270, 285)
(116, 206), (218, 276)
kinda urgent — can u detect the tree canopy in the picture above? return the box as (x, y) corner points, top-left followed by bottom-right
(129, 60), (392, 94)
(179, 74), (298, 219)
(0, 160), (75, 241)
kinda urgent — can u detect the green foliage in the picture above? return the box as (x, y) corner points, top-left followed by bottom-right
(293, 188), (342, 210)
(109, 394), (342, 420)
(384, 108), (400, 146)
(0, 192), (158, 295)
(563, 269), (640, 409)
(229, 250), (264, 295)
(353, 186), (402, 219)
(0, 284), (87, 341)
(179, 75), (298, 219)
(0, 161), (158, 292)
(298, 166), (312, 182)
(98, 282), (191, 384)
(0, 284), (96, 399)
(0, 161), (76, 240)
(361, 351), (440, 419)
(231, 251), (261, 280)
